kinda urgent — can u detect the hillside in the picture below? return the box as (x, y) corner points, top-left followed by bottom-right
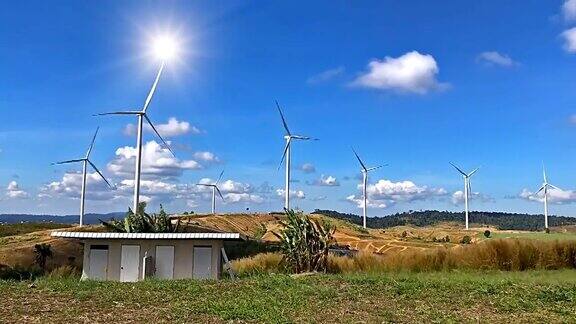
(313, 209), (576, 231)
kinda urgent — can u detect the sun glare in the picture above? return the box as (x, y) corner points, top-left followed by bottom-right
(152, 35), (179, 61)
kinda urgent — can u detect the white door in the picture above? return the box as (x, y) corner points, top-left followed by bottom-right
(89, 246), (108, 280)
(155, 245), (174, 279)
(120, 245), (140, 282)
(193, 246), (212, 279)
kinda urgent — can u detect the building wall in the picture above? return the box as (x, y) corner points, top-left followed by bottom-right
(82, 239), (223, 281)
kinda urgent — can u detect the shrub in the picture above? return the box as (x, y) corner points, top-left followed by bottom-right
(545, 228), (551, 234)
(460, 235), (472, 244)
(33, 243), (53, 271)
(484, 230), (491, 238)
(0, 264), (42, 280)
(273, 209), (334, 273)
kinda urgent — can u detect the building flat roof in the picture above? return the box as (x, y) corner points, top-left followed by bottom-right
(51, 231), (246, 240)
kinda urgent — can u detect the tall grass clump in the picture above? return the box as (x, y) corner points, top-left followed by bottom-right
(235, 239), (576, 275)
(231, 253), (283, 276)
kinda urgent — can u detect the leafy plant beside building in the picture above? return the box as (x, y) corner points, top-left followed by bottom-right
(100, 203), (180, 233)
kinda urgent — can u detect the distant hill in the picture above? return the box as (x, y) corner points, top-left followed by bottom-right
(0, 212), (124, 225)
(312, 209), (576, 231)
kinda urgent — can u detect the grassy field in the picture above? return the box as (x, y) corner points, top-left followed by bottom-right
(0, 223), (71, 238)
(1, 270), (575, 323)
(489, 231), (576, 241)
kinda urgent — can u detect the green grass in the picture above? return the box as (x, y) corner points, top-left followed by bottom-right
(0, 223), (71, 238)
(489, 232), (576, 241)
(1, 270), (576, 323)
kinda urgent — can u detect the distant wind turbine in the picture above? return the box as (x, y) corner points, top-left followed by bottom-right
(450, 162), (479, 230)
(536, 166), (560, 229)
(53, 127), (114, 226)
(196, 170), (225, 214)
(95, 61), (174, 213)
(276, 101), (316, 211)
(353, 148), (384, 229)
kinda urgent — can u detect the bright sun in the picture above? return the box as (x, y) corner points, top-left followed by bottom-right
(152, 35), (179, 61)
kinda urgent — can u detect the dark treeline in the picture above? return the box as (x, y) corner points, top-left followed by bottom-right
(312, 209), (576, 231)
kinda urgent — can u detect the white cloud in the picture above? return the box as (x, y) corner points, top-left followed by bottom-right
(477, 51), (518, 67)
(563, 0), (576, 21)
(311, 195), (327, 201)
(519, 187), (576, 204)
(562, 28), (576, 53)
(223, 193), (265, 204)
(307, 66), (345, 84)
(107, 141), (201, 179)
(352, 51), (447, 94)
(308, 174), (340, 187)
(6, 181), (29, 199)
(299, 163), (316, 174)
(347, 179), (447, 209)
(346, 195), (388, 209)
(451, 190), (493, 205)
(124, 117), (201, 137)
(193, 151), (221, 164)
(276, 189), (305, 199)
(39, 172), (116, 201)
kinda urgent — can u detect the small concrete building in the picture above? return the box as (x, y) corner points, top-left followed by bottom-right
(51, 232), (245, 282)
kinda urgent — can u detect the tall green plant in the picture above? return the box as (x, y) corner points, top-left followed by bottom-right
(273, 209), (334, 273)
(100, 203), (180, 233)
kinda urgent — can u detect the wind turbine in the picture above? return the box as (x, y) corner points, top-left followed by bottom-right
(276, 101), (316, 211)
(536, 166), (560, 229)
(96, 36), (178, 213)
(450, 162), (479, 230)
(196, 170), (225, 214)
(53, 127), (113, 226)
(352, 148), (384, 229)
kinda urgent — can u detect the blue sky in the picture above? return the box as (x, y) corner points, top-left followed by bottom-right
(2, 0), (576, 216)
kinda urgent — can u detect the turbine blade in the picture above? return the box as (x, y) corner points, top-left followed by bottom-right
(536, 185), (545, 194)
(450, 162), (467, 176)
(352, 148), (367, 171)
(87, 160), (113, 189)
(144, 114), (175, 157)
(93, 111), (141, 116)
(143, 62), (165, 113)
(85, 127), (99, 158)
(292, 135), (318, 140)
(542, 165), (548, 184)
(467, 167), (480, 177)
(196, 183), (212, 187)
(216, 170), (225, 185)
(366, 164), (386, 172)
(275, 101), (291, 135)
(278, 139), (290, 170)
(52, 159), (84, 165)
(548, 184), (561, 191)
(215, 186), (225, 201)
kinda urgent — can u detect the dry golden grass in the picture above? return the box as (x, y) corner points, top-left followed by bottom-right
(233, 239), (576, 274)
(231, 252), (283, 276)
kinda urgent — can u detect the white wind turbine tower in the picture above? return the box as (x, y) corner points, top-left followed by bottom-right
(352, 148), (384, 229)
(276, 101), (316, 211)
(196, 170), (225, 214)
(536, 166), (560, 229)
(96, 36), (177, 213)
(53, 127), (114, 226)
(450, 162), (479, 230)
